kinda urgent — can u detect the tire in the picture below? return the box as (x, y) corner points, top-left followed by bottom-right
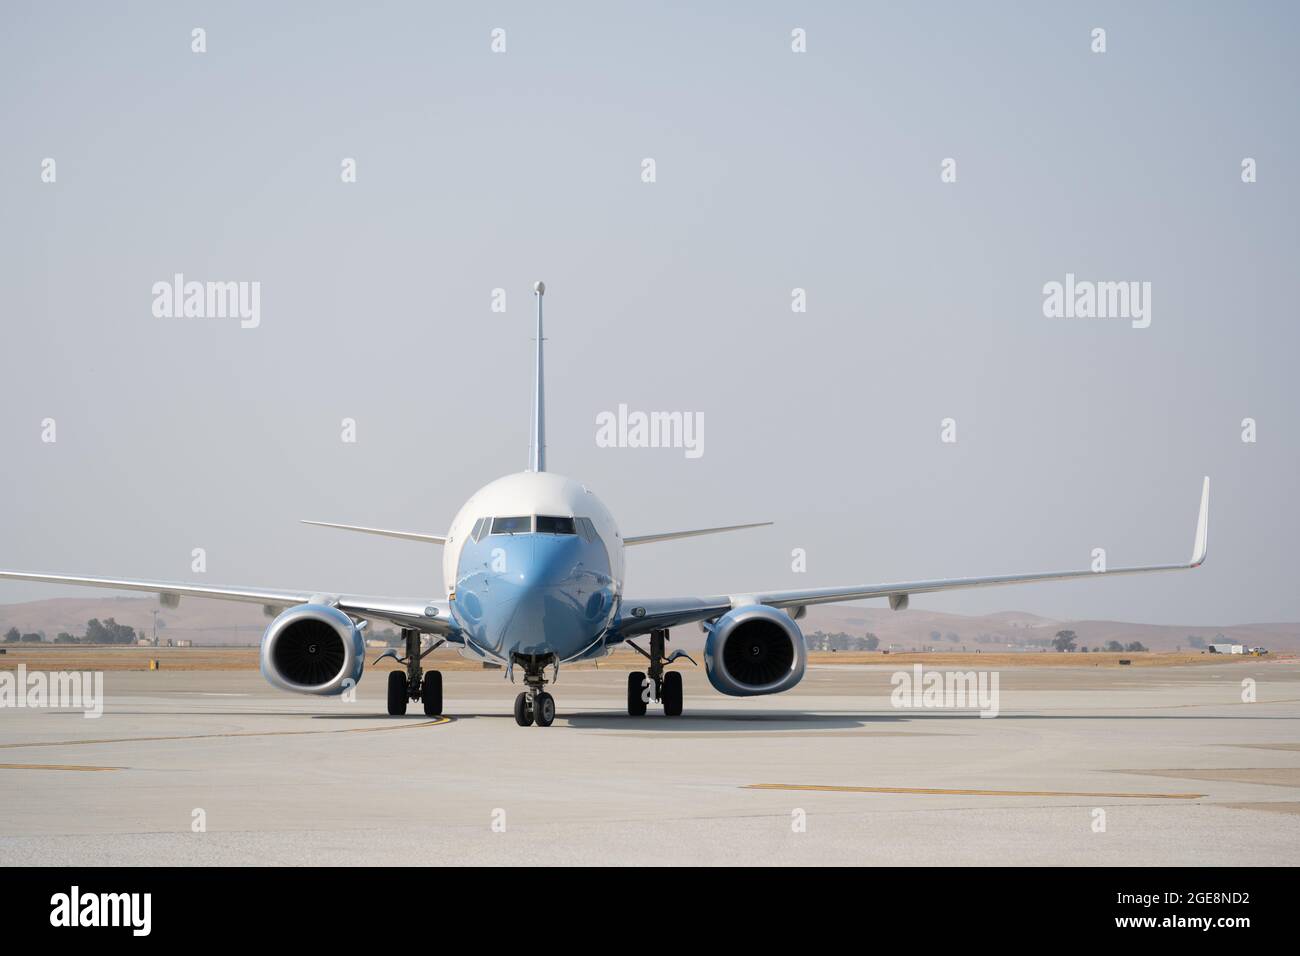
(534, 692), (555, 727)
(387, 671), (408, 716)
(627, 671), (648, 717)
(513, 692), (534, 726)
(662, 671), (683, 717)
(422, 670), (443, 716)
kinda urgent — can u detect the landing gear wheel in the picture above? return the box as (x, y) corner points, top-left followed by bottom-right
(627, 671), (648, 717)
(662, 671), (683, 717)
(387, 671), (408, 716)
(534, 692), (555, 727)
(421, 670), (443, 716)
(513, 692), (534, 726)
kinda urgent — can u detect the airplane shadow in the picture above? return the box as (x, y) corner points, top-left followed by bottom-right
(444, 710), (1300, 732)
(560, 711), (907, 732)
(50, 711), (1298, 727)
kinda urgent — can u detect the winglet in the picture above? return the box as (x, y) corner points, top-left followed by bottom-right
(1190, 476), (1210, 567)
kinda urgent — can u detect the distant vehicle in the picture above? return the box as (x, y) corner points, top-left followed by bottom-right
(1208, 643), (1244, 654)
(0, 282), (1212, 727)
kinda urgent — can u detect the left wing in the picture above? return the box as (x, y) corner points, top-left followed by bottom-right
(0, 569), (458, 635)
(615, 477), (1209, 639)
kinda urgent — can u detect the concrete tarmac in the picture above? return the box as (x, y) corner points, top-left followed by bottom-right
(1, 659), (1297, 865)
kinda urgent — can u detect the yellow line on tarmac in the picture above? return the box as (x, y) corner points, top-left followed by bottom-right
(0, 716), (453, 751)
(0, 763), (123, 772)
(746, 783), (1206, 799)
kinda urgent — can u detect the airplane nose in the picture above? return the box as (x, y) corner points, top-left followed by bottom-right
(504, 535), (577, 587)
(455, 531), (614, 659)
(495, 537), (603, 654)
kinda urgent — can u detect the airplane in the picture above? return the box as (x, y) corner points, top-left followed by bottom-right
(1, 281), (1210, 727)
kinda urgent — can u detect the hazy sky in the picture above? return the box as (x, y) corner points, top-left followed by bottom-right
(2, 2), (1297, 625)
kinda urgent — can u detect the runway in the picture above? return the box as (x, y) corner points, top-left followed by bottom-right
(1, 659), (1298, 865)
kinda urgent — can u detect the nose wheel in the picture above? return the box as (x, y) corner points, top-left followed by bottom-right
(513, 655), (557, 727)
(513, 691), (534, 726)
(626, 628), (693, 717)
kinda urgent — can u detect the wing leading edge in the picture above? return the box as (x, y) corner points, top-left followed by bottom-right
(0, 569), (458, 636)
(616, 477), (1209, 638)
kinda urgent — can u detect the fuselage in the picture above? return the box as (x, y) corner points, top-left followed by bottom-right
(443, 472), (625, 666)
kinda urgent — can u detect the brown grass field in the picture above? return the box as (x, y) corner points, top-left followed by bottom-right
(0, 646), (1281, 672)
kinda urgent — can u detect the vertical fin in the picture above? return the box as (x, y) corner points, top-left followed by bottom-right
(529, 280), (546, 472)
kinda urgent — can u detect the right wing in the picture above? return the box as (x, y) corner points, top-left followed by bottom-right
(615, 477), (1209, 638)
(0, 570), (308, 607)
(0, 569), (458, 635)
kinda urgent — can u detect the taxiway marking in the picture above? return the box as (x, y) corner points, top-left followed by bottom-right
(0, 763), (123, 772)
(746, 783), (1206, 799)
(0, 716), (453, 750)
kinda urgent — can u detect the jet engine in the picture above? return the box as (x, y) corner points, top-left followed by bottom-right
(259, 603), (365, 695)
(703, 604), (807, 696)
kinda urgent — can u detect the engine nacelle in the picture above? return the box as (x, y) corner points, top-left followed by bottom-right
(703, 604), (807, 697)
(259, 603), (365, 695)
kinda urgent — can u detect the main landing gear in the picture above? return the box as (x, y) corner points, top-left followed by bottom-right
(627, 628), (693, 717)
(381, 628), (444, 717)
(512, 653), (557, 727)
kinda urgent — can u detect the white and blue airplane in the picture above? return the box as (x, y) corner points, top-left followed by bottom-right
(0, 282), (1210, 726)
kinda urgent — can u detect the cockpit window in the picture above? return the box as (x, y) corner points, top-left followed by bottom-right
(491, 515), (532, 535)
(575, 517), (598, 542)
(471, 517), (489, 542)
(536, 515), (576, 535)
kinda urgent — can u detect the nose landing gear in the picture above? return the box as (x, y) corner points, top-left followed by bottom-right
(513, 654), (557, 727)
(627, 628), (694, 717)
